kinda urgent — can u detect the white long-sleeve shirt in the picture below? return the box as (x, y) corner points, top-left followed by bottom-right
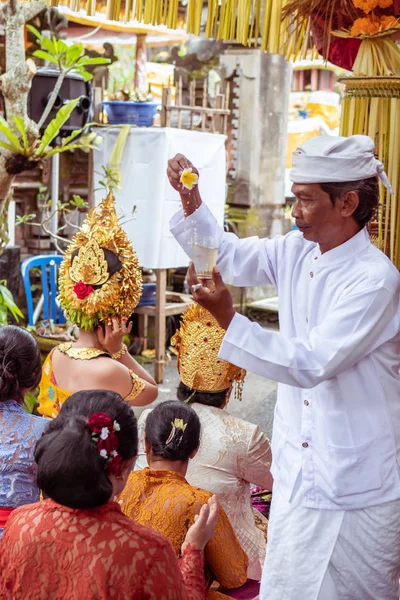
(170, 203), (400, 510)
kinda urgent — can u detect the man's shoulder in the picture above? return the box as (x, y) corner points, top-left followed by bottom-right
(361, 243), (400, 292)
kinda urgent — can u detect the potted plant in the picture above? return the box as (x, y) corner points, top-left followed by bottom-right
(102, 88), (158, 127)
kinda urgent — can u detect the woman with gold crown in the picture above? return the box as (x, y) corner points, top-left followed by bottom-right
(38, 192), (158, 418)
(136, 303), (273, 585)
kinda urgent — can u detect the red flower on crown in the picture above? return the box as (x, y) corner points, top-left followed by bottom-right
(73, 280), (94, 300)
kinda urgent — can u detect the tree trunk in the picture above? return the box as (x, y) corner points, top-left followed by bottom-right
(0, 0), (45, 210)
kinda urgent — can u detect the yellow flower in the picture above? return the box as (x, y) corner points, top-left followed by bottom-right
(350, 16), (380, 35)
(172, 418), (187, 431)
(180, 168), (199, 191)
(380, 15), (399, 29)
(352, 0), (378, 14)
(378, 0), (393, 8)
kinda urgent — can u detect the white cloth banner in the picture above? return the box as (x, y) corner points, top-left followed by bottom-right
(92, 126), (226, 269)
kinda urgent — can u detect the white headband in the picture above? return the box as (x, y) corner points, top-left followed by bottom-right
(290, 135), (393, 194)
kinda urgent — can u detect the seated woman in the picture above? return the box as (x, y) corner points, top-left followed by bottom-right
(120, 401), (248, 600)
(137, 304), (272, 582)
(38, 192), (157, 418)
(0, 389), (218, 599)
(0, 326), (47, 538)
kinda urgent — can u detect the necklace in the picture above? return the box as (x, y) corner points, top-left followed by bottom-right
(57, 342), (110, 361)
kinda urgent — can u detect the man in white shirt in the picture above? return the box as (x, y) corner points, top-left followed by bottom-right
(168, 135), (400, 600)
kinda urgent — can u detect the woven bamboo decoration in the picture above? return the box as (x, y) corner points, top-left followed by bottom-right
(45, 0), (285, 54)
(340, 76), (400, 268)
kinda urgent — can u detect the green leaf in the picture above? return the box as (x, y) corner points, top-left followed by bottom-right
(36, 98), (80, 156)
(65, 45), (83, 67)
(74, 68), (93, 82)
(78, 57), (111, 66)
(15, 213), (36, 225)
(0, 117), (23, 153)
(45, 143), (97, 158)
(61, 123), (95, 146)
(26, 24), (43, 43)
(24, 390), (38, 414)
(0, 305), (8, 325)
(33, 49), (58, 64)
(13, 116), (28, 150)
(0, 284), (23, 321)
(0, 140), (19, 152)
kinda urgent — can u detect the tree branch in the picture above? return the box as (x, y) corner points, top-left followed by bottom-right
(38, 69), (67, 129)
(22, 0), (46, 23)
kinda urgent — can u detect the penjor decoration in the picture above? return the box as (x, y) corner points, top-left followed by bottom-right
(58, 191), (142, 330)
(171, 303), (246, 400)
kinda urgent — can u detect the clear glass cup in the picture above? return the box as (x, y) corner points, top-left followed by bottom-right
(191, 233), (219, 280)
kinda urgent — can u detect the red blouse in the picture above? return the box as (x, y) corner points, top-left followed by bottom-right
(0, 499), (206, 599)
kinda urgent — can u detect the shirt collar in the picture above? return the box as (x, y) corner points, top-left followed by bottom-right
(314, 227), (371, 267)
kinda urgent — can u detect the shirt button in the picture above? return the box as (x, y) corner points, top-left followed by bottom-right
(306, 318), (309, 323)
(304, 400), (309, 406)
(302, 442), (309, 448)
(310, 272), (314, 278)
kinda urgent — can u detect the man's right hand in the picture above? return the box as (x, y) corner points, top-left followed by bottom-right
(167, 153), (202, 216)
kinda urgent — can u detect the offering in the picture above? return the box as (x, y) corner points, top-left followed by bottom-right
(180, 167), (199, 190)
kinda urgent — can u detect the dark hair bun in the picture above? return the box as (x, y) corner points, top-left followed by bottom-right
(35, 389), (138, 509)
(145, 401), (200, 462)
(177, 381), (227, 409)
(0, 326), (41, 402)
(35, 415), (113, 509)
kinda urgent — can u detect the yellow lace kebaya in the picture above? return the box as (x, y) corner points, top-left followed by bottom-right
(120, 468), (248, 599)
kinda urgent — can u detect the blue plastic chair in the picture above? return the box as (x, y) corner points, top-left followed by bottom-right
(21, 255), (66, 327)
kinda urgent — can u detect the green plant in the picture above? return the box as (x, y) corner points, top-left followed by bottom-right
(0, 102), (99, 164)
(0, 280), (24, 325)
(23, 389), (38, 414)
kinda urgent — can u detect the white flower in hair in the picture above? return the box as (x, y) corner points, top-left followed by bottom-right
(111, 450), (118, 457)
(113, 421), (120, 432)
(100, 449), (108, 459)
(100, 427), (109, 440)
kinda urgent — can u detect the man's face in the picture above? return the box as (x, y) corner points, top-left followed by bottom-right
(291, 183), (346, 246)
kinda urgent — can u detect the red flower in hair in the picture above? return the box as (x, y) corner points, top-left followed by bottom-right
(87, 412), (122, 476)
(98, 433), (118, 455)
(73, 280), (94, 300)
(107, 453), (123, 475)
(87, 413), (113, 433)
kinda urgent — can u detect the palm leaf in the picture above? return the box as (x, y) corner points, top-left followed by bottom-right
(13, 116), (28, 151)
(0, 118), (23, 153)
(36, 98), (80, 156)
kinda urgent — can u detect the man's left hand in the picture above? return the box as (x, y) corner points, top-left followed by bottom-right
(187, 262), (236, 331)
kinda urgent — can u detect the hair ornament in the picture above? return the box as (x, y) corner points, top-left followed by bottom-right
(87, 412), (122, 475)
(165, 418), (187, 446)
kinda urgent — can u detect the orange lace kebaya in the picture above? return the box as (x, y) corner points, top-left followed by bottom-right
(120, 468), (248, 599)
(0, 499), (206, 599)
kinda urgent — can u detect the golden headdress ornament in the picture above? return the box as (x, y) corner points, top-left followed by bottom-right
(171, 303), (246, 400)
(58, 192), (142, 330)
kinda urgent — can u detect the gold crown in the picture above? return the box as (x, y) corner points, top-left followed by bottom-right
(58, 192), (142, 330)
(171, 303), (246, 394)
(69, 238), (109, 286)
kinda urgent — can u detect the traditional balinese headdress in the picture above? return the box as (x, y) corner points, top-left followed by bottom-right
(171, 303), (246, 400)
(58, 192), (142, 330)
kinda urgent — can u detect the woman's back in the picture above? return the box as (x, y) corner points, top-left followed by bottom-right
(0, 499), (199, 600)
(121, 468), (248, 595)
(0, 401), (46, 511)
(179, 404), (271, 581)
